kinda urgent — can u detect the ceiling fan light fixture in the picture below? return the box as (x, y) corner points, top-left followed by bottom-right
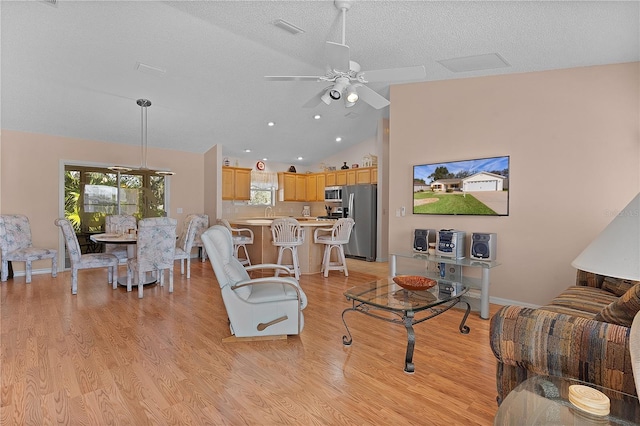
(345, 85), (359, 103)
(330, 77), (349, 101)
(321, 90), (332, 105)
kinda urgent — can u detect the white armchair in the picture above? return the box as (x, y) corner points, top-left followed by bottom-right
(201, 225), (307, 340)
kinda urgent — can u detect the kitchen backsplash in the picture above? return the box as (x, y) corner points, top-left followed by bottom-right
(221, 200), (331, 219)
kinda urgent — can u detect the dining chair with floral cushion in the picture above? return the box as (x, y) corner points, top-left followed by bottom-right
(0, 214), (57, 283)
(126, 217), (177, 298)
(190, 214), (209, 262)
(174, 214), (208, 279)
(54, 218), (119, 294)
(104, 214), (137, 262)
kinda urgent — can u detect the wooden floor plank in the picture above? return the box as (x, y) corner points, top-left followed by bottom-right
(1, 258), (501, 425)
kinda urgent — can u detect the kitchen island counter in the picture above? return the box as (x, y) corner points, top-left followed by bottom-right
(229, 218), (337, 275)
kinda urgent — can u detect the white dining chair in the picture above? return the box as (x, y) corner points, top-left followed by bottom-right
(0, 214), (58, 283)
(104, 214), (137, 262)
(55, 218), (119, 294)
(270, 217), (304, 280)
(174, 214), (209, 279)
(314, 218), (355, 277)
(126, 217), (177, 298)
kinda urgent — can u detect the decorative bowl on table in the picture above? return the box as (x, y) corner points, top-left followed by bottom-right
(393, 275), (437, 291)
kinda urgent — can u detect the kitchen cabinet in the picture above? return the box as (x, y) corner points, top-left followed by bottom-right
(335, 170), (347, 186)
(316, 173), (326, 200)
(295, 174), (307, 201)
(305, 173), (327, 201)
(325, 172), (336, 187)
(222, 166), (251, 200)
(355, 167), (373, 184)
(279, 172), (297, 201)
(347, 170), (356, 185)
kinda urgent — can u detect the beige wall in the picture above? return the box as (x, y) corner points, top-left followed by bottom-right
(389, 62), (640, 306)
(1, 130), (205, 274)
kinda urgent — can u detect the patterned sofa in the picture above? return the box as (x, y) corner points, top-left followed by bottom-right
(490, 270), (640, 404)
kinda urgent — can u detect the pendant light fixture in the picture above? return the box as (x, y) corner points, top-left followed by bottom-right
(136, 98), (175, 176)
(108, 98), (174, 176)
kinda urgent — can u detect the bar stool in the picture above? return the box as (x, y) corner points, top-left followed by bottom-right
(218, 219), (254, 266)
(270, 217), (304, 279)
(314, 218), (355, 278)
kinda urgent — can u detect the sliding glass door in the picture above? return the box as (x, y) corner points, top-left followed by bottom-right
(64, 165), (167, 255)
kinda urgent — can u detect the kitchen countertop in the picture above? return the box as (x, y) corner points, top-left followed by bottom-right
(228, 217), (338, 275)
(231, 217), (337, 227)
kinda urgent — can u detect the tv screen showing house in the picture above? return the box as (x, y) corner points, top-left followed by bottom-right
(413, 155), (509, 216)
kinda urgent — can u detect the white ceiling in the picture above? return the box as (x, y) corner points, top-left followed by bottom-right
(2, 1), (638, 166)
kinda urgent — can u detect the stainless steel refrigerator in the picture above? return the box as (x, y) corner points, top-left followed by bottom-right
(342, 184), (377, 261)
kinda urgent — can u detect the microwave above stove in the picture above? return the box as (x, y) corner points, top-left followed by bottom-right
(324, 186), (342, 202)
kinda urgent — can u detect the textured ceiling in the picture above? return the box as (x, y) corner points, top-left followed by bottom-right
(2, 1), (638, 165)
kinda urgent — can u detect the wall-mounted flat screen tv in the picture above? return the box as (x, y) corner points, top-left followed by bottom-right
(413, 155), (509, 216)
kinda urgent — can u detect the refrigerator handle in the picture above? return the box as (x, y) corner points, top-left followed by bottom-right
(348, 193), (354, 219)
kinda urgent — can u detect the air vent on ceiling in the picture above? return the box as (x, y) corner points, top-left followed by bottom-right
(272, 19), (305, 35)
(438, 53), (510, 73)
(42, 0), (57, 7)
(135, 62), (166, 76)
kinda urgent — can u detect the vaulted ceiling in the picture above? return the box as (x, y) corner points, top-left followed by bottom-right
(2, 1), (638, 165)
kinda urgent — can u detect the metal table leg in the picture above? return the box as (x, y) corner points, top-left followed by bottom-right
(403, 310), (416, 373)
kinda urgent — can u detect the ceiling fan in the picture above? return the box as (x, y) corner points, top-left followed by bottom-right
(265, 1), (426, 110)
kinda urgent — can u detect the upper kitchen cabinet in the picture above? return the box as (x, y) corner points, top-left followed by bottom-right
(306, 173), (326, 201)
(325, 171), (336, 187)
(278, 172), (298, 201)
(222, 166), (252, 200)
(295, 174), (307, 201)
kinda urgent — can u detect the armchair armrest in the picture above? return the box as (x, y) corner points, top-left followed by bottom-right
(490, 305), (636, 396)
(245, 263), (292, 275)
(313, 226), (334, 242)
(233, 276), (301, 294)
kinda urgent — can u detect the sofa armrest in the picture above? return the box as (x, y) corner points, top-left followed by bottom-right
(490, 305), (636, 396)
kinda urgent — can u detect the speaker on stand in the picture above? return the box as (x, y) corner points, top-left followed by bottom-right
(413, 229), (435, 252)
(470, 233), (497, 261)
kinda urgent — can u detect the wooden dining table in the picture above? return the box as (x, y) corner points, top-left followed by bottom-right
(90, 233), (156, 286)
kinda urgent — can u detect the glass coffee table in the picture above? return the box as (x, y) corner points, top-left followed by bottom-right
(494, 375), (640, 425)
(342, 278), (470, 373)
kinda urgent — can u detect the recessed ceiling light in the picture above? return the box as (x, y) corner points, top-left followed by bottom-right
(313, 114), (321, 120)
(262, 158), (268, 161)
(244, 149), (251, 153)
(267, 121), (275, 127)
(336, 137), (342, 142)
(297, 156), (303, 160)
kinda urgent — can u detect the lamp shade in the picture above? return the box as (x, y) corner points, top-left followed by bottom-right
(571, 193), (640, 280)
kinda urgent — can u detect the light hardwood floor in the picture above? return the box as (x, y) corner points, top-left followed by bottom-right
(1, 258), (502, 425)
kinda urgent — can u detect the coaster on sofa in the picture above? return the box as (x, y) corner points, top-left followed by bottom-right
(595, 283), (640, 327)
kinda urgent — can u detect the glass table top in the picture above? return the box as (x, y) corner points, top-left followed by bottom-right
(344, 278), (468, 312)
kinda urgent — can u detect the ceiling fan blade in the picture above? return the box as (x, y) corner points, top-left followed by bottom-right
(302, 87), (331, 108)
(358, 65), (426, 83)
(265, 75), (324, 82)
(356, 84), (390, 110)
(326, 41), (350, 72)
